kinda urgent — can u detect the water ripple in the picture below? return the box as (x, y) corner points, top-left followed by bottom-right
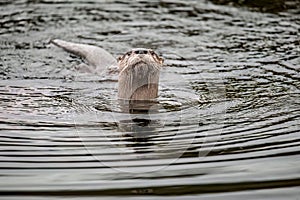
(1, 0), (300, 199)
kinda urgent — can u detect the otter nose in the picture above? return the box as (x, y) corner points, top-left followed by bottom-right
(133, 49), (148, 54)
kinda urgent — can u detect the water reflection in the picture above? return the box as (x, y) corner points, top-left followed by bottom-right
(118, 100), (159, 153)
(120, 118), (155, 153)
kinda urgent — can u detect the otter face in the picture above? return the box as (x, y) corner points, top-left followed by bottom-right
(118, 48), (164, 72)
(117, 48), (164, 100)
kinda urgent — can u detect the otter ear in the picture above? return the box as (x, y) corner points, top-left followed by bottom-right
(159, 57), (164, 65)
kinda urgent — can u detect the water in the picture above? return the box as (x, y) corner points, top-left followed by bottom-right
(0, 0), (299, 199)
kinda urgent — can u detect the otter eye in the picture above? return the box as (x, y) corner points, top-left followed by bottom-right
(126, 51), (132, 56)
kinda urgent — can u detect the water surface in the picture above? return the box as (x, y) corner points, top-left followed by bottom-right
(0, 0), (299, 199)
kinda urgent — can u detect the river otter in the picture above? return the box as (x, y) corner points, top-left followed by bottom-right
(50, 39), (164, 100)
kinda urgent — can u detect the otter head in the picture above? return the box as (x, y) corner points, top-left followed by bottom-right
(117, 48), (164, 100)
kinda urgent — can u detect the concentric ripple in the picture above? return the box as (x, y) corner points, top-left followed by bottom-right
(0, 0), (299, 199)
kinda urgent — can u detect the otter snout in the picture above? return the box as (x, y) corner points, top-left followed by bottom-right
(132, 49), (148, 55)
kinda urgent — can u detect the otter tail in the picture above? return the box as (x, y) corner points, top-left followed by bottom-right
(50, 39), (117, 69)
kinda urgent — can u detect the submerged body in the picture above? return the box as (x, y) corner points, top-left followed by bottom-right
(51, 39), (163, 100)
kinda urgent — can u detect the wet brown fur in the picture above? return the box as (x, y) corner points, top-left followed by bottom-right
(118, 49), (163, 100)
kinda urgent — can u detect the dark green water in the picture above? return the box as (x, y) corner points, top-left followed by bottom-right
(0, 0), (299, 199)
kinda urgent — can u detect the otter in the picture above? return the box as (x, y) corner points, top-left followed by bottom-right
(50, 39), (164, 100)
